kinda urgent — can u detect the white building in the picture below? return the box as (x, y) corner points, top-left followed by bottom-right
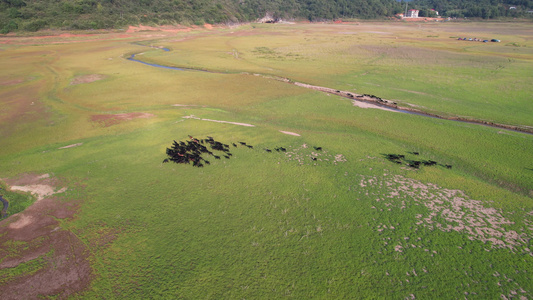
(405, 9), (419, 18)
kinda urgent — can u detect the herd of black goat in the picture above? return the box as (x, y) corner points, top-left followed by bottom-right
(384, 152), (452, 169)
(164, 136), (453, 170)
(164, 136), (301, 168)
(163, 136), (326, 168)
(163, 136), (238, 167)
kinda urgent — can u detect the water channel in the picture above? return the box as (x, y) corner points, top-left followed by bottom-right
(126, 46), (532, 136)
(0, 196), (8, 219)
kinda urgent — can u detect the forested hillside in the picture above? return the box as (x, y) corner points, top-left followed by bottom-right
(0, 0), (403, 33)
(0, 0), (531, 33)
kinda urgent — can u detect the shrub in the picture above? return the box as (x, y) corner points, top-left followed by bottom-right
(1, 20), (18, 34)
(23, 19), (46, 31)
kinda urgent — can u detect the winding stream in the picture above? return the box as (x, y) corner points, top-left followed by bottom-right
(0, 196), (8, 218)
(126, 46), (533, 135)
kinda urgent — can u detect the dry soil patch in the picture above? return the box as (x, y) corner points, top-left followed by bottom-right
(91, 112), (155, 127)
(70, 74), (106, 85)
(0, 77), (25, 86)
(0, 174), (92, 299)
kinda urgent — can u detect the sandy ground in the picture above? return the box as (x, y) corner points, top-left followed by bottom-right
(0, 174), (92, 299)
(351, 100), (400, 112)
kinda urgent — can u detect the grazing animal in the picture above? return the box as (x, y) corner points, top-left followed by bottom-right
(423, 160), (437, 166)
(265, 148), (272, 152)
(247, 145), (253, 149)
(386, 154), (400, 160)
(446, 164), (452, 169)
(313, 146), (322, 151)
(163, 136), (240, 168)
(311, 157), (317, 161)
(239, 142), (247, 145)
(413, 152), (419, 155)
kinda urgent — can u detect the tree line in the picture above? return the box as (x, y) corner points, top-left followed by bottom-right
(410, 0), (533, 19)
(1, 0), (531, 34)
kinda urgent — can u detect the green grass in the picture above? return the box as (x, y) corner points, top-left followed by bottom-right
(140, 23), (533, 127)
(0, 22), (532, 299)
(0, 184), (36, 219)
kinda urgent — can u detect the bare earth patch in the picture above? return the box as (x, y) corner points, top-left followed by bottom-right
(0, 77), (25, 86)
(358, 174), (532, 251)
(279, 130), (301, 136)
(351, 100), (399, 112)
(183, 115), (255, 127)
(172, 104), (202, 107)
(9, 185), (67, 203)
(0, 174), (92, 299)
(91, 112), (155, 127)
(58, 143), (83, 149)
(356, 172), (533, 298)
(126, 24), (192, 33)
(70, 74), (106, 85)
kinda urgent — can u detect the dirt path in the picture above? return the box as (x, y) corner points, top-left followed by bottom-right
(0, 174), (92, 299)
(183, 115), (255, 127)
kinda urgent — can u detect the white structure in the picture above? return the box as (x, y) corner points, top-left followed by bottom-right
(405, 9), (419, 18)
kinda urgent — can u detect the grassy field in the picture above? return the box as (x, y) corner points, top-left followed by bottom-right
(0, 22), (532, 299)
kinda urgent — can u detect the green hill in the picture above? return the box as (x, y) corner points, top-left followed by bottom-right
(0, 0), (403, 33)
(1, 0), (531, 33)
